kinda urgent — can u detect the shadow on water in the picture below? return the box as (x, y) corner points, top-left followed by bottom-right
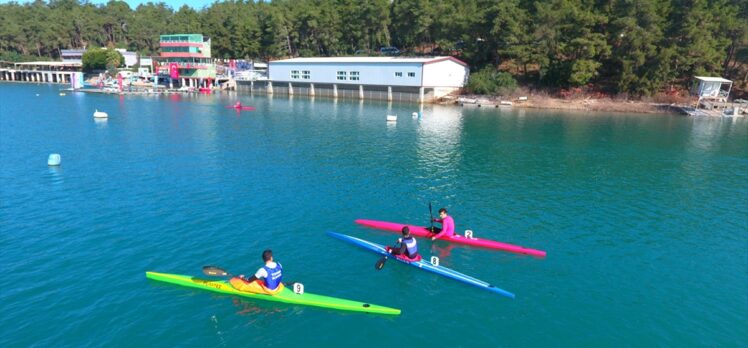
(46, 166), (64, 185)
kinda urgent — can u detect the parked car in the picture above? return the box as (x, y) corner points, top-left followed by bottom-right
(379, 46), (401, 56)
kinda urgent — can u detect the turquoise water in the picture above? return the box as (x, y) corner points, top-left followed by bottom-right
(1, 83), (746, 346)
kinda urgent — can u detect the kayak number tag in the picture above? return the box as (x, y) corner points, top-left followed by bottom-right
(430, 256), (440, 267)
(464, 230), (474, 239)
(293, 283), (305, 295)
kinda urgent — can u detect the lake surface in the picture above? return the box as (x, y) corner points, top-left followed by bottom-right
(1, 83), (746, 347)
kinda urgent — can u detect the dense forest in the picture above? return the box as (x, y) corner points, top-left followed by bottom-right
(0, 0), (746, 97)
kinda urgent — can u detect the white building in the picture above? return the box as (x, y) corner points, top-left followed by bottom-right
(61, 49), (86, 64)
(691, 76), (732, 103)
(262, 56), (469, 102)
(115, 49), (138, 68)
(61, 48), (138, 67)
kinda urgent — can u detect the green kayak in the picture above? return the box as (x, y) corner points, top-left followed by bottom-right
(145, 272), (401, 315)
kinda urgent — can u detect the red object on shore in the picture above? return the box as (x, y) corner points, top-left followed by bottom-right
(169, 63), (179, 79)
(355, 219), (547, 257)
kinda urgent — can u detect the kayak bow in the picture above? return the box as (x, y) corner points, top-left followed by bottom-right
(327, 232), (515, 298)
(145, 271), (401, 315)
(355, 219), (546, 257)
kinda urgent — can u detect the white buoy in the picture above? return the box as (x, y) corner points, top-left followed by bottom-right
(93, 109), (108, 118)
(412, 112), (418, 118)
(386, 115), (397, 122)
(48, 154), (61, 166)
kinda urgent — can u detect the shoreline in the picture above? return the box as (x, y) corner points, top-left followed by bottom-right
(445, 94), (683, 115)
(0, 80), (699, 116)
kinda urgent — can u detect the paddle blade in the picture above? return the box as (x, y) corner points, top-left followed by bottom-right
(375, 257), (387, 271)
(202, 266), (229, 276)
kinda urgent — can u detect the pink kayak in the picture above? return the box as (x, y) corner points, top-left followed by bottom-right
(225, 105), (256, 111)
(355, 219), (546, 258)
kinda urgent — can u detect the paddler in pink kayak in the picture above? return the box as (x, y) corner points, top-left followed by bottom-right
(431, 208), (455, 240)
(385, 226), (420, 260)
(230, 249), (284, 295)
(233, 101), (242, 108)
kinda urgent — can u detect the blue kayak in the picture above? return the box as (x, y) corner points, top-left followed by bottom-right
(327, 231), (515, 298)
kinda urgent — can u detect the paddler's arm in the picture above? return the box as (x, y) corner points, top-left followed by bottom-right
(240, 267), (266, 283)
(394, 241), (407, 255)
(431, 218), (446, 240)
(239, 274), (259, 282)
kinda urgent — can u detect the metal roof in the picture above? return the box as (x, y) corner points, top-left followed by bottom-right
(694, 76), (732, 83)
(270, 56), (467, 66)
(14, 61), (81, 67)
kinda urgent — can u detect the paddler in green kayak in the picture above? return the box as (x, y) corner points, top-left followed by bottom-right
(230, 249), (284, 295)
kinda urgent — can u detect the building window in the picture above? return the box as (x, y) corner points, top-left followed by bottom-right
(337, 71), (347, 80)
(349, 71), (360, 81)
(408, 72), (416, 77)
(291, 70), (300, 79)
(395, 72), (403, 77)
(302, 70), (311, 79)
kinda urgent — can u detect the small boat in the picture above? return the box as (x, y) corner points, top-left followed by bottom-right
(225, 105), (256, 111)
(93, 109), (108, 118)
(386, 115), (397, 122)
(145, 271), (401, 315)
(327, 232), (515, 298)
(355, 219), (546, 257)
(723, 107), (742, 117)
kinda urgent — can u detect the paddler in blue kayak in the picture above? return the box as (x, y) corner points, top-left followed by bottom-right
(385, 226), (420, 260)
(431, 208), (455, 240)
(230, 249), (284, 295)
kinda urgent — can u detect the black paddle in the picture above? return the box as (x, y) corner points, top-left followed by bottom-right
(429, 201), (435, 232)
(375, 241), (401, 271)
(203, 265), (232, 277)
(375, 255), (387, 270)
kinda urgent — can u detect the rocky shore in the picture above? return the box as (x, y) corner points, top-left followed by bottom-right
(443, 94), (682, 115)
